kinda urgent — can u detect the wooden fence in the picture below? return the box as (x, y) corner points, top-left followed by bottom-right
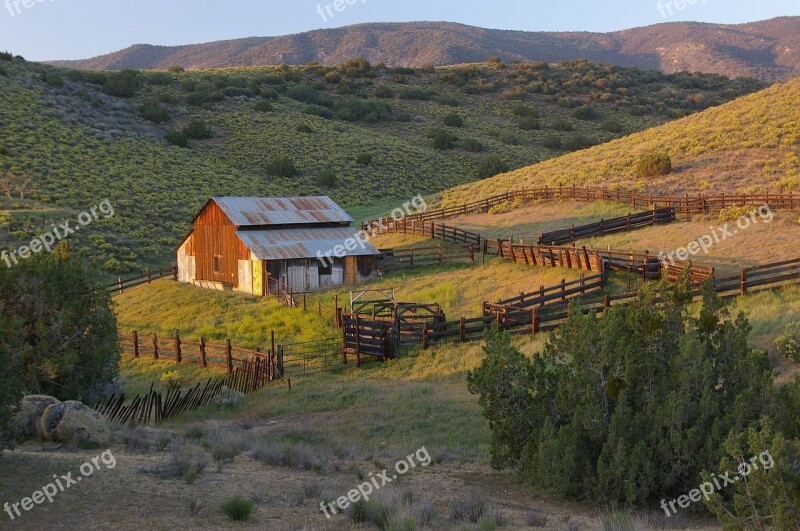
(422, 258), (800, 348)
(389, 186), (800, 223)
(537, 208), (676, 245)
(341, 313), (400, 364)
(362, 218), (482, 247)
(278, 336), (346, 377)
(483, 273), (604, 316)
(108, 266), (177, 295)
(379, 244), (476, 271)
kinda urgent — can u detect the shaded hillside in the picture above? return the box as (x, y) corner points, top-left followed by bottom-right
(0, 54), (762, 273)
(441, 79), (800, 207)
(49, 18), (800, 81)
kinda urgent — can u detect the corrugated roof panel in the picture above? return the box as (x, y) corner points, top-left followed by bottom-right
(237, 227), (382, 261)
(213, 197), (353, 227)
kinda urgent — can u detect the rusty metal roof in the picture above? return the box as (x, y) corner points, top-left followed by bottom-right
(212, 197), (353, 227)
(237, 227), (382, 261)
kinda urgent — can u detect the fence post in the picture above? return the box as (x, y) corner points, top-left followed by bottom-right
(118, 277), (123, 295)
(174, 329), (182, 363)
(422, 326), (429, 350)
(226, 339), (233, 374)
(152, 333), (159, 360)
(561, 279), (566, 301)
(147, 268), (152, 284)
(604, 295), (611, 308)
(460, 317), (466, 343)
(303, 293), (307, 312)
(277, 345), (284, 378)
(740, 268), (748, 295)
(355, 314), (361, 368)
(532, 308), (539, 336)
(199, 337), (207, 367)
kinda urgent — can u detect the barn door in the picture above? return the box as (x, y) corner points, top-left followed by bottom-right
(252, 260), (264, 296)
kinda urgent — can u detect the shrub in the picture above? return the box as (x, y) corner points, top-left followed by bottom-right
(296, 123), (314, 134)
(462, 138), (484, 152)
(374, 85), (393, 98)
(165, 130), (188, 147)
(260, 88), (280, 100)
(0, 51), (12, 61)
(140, 100), (169, 123)
(512, 105), (539, 118)
(636, 151), (672, 178)
(562, 134), (595, 152)
(476, 156), (509, 179)
(541, 134), (562, 149)
(718, 205), (758, 222)
(573, 105), (599, 120)
(183, 119), (213, 139)
(443, 113), (464, 127)
(356, 153), (373, 166)
(518, 116), (540, 131)
(266, 157), (297, 177)
(303, 104), (333, 119)
(398, 88), (433, 100)
(436, 94), (460, 107)
(551, 119), (574, 132)
(428, 128), (458, 150)
(167, 65), (184, 72)
(451, 490), (486, 523)
(44, 73), (63, 87)
(0, 250), (119, 402)
(776, 321), (800, 362)
(500, 131), (520, 145)
(254, 100), (272, 112)
(467, 284), (777, 505)
(287, 84), (322, 104)
(102, 70), (140, 97)
(221, 497), (253, 521)
(333, 97), (392, 123)
(146, 72), (172, 85)
(324, 71), (342, 84)
(316, 169), (336, 187)
(601, 118), (624, 133)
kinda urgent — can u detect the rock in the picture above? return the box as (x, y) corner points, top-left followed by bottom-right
(13, 395), (60, 439)
(38, 401), (110, 447)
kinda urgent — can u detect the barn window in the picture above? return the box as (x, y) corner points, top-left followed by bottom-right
(318, 262), (332, 276)
(213, 255), (222, 274)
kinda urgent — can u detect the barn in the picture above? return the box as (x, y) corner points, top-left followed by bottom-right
(176, 197), (382, 294)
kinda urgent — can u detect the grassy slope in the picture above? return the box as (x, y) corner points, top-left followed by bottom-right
(0, 57), (763, 273)
(442, 79), (800, 206)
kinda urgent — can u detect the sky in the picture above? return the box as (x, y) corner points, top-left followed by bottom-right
(0, 0), (798, 62)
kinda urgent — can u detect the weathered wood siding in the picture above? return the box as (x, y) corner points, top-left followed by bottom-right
(193, 202), (250, 287)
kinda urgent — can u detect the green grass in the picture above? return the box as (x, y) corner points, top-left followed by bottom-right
(0, 58), (763, 275)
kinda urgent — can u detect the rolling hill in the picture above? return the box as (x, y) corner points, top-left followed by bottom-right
(441, 78), (800, 207)
(49, 18), (800, 81)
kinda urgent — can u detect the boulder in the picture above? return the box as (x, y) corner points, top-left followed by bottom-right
(38, 401), (110, 447)
(13, 395), (60, 439)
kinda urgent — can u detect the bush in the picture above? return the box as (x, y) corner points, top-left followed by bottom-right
(221, 496), (253, 521)
(398, 88), (433, 100)
(44, 73), (63, 87)
(254, 100), (272, 112)
(601, 118), (624, 133)
(500, 131), (520, 145)
(316, 169), (336, 187)
(165, 130), (188, 147)
(324, 71), (342, 84)
(303, 104), (333, 119)
(551, 119), (574, 132)
(146, 72), (172, 85)
(462, 138), (484, 152)
(436, 94), (460, 107)
(102, 70), (140, 98)
(287, 84), (322, 104)
(356, 153), (373, 166)
(296, 123), (314, 134)
(518, 116), (540, 131)
(374, 85), (393, 98)
(776, 322), (800, 362)
(443, 113), (464, 127)
(183, 119), (213, 139)
(541, 134), (562, 149)
(512, 105), (539, 118)
(718, 205), (758, 222)
(260, 88), (280, 100)
(333, 97), (392, 123)
(0, 250), (119, 402)
(562, 134), (595, 152)
(167, 65), (184, 72)
(140, 100), (169, 123)
(573, 105), (599, 120)
(428, 128), (458, 150)
(636, 151), (672, 178)
(266, 157), (297, 177)
(467, 283), (776, 505)
(476, 156), (509, 179)
(0, 51), (12, 62)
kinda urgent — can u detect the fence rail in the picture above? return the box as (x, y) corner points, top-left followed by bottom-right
(537, 208), (676, 245)
(108, 266), (177, 295)
(278, 337), (344, 377)
(388, 186), (800, 223)
(379, 244), (476, 271)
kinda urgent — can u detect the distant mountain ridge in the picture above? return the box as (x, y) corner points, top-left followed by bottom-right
(48, 18), (800, 81)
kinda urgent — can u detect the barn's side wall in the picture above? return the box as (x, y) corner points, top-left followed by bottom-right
(176, 235), (196, 284)
(193, 202), (250, 288)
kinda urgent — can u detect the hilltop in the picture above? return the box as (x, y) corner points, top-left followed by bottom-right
(0, 54), (762, 273)
(441, 78), (800, 206)
(48, 18), (800, 81)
